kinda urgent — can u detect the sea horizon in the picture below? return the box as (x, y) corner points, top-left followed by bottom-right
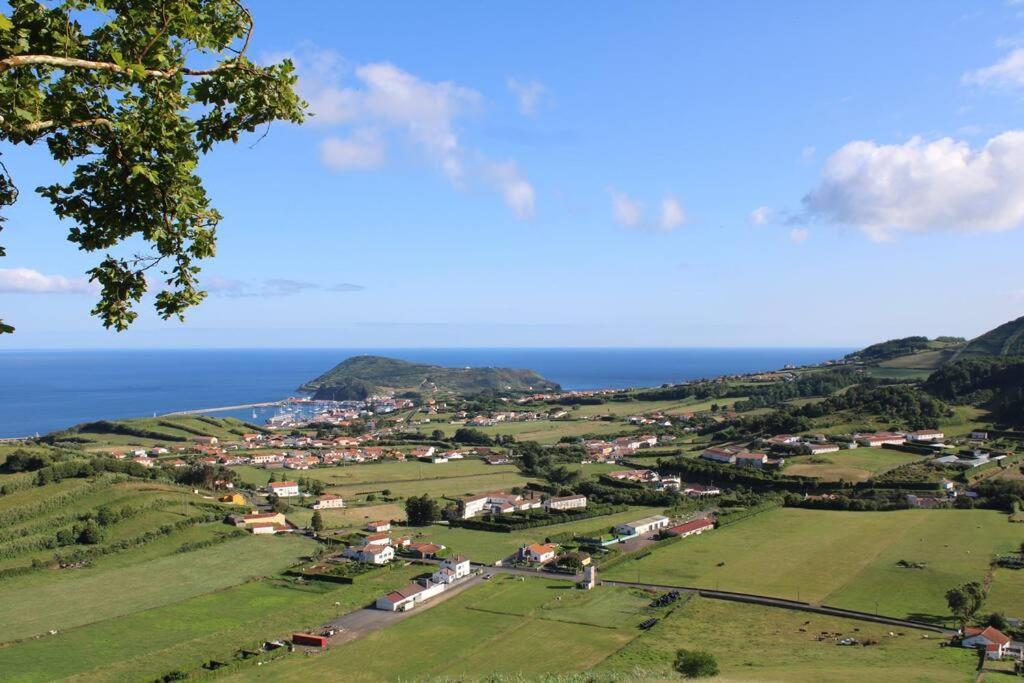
(0, 347), (854, 438)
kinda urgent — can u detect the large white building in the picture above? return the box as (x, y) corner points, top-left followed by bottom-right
(615, 515), (670, 537)
(460, 491), (543, 518)
(432, 555), (471, 584)
(544, 494), (587, 511)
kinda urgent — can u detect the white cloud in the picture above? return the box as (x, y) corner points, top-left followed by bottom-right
(609, 187), (644, 228)
(963, 48), (1024, 89)
(320, 129), (386, 170)
(789, 228), (809, 244)
(487, 161), (535, 218)
(609, 189), (687, 232)
(0, 268), (95, 294)
(803, 131), (1024, 241)
(749, 206), (773, 225)
(507, 78), (545, 116)
(283, 46), (534, 218)
(660, 197), (686, 231)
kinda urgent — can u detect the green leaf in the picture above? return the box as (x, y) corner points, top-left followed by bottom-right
(111, 50), (126, 68)
(0, 13), (13, 31)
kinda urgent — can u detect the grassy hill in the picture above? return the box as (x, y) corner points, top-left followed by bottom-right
(954, 314), (1024, 360)
(299, 355), (560, 400)
(45, 415), (263, 447)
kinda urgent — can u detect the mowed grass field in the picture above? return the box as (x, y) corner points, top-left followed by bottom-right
(234, 459), (538, 500)
(783, 448), (924, 482)
(0, 533), (314, 643)
(224, 578), (651, 682)
(391, 506), (658, 563)
(597, 595), (977, 682)
(604, 507), (1023, 623)
(0, 566), (422, 683)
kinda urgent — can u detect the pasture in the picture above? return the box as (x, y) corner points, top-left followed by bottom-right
(0, 565), (421, 683)
(597, 595), (976, 682)
(224, 578), (650, 682)
(604, 507), (1023, 622)
(783, 447), (924, 482)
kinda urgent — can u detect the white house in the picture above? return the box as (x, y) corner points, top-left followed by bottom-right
(521, 542), (558, 564)
(544, 494), (587, 511)
(961, 626), (1024, 660)
(312, 494), (345, 510)
(344, 544), (394, 565)
(367, 520), (391, 532)
(735, 452), (769, 467)
(431, 555), (471, 584)
(615, 515), (670, 537)
(806, 442), (840, 455)
(267, 481), (300, 498)
(700, 447), (738, 464)
(856, 431), (906, 447)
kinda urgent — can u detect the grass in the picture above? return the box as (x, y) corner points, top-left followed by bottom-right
(223, 577), (648, 682)
(782, 448), (924, 482)
(604, 507), (1023, 623)
(52, 415), (260, 449)
(596, 595), (977, 682)
(287, 502), (406, 530)
(390, 507), (658, 563)
(0, 533), (315, 643)
(0, 565), (422, 683)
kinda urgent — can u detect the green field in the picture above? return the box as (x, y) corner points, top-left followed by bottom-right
(597, 595), (976, 682)
(223, 578), (648, 682)
(392, 506), (658, 563)
(0, 566), (421, 682)
(604, 507), (1023, 623)
(783, 447), (924, 482)
(0, 533), (314, 643)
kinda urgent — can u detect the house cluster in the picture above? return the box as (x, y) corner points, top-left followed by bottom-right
(607, 469), (681, 491)
(226, 511), (293, 535)
(764, 434), (840, 455)
(700, 445), (785, 468)
(375, 555), (472, 611)
(582, 434), (658, 462)
(459, 490), (587, 519)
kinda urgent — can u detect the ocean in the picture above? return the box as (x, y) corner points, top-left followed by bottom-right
(0, 347), (852, 438)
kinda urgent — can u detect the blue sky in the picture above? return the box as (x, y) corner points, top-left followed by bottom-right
(4, 1), (1024, 348)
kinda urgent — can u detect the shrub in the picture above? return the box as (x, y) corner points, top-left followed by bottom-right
(674, 649), (719, 678)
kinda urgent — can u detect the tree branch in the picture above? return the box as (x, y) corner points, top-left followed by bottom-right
(21, 117), (114, 134)
(0, 54), (242, 77)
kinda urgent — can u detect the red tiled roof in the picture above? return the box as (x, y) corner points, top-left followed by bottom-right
(668, 519), (715, 535)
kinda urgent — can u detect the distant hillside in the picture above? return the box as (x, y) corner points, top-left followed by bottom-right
(954, 315), (1024, 360)
(299, 355), (560, 400)
(46, 415), (263, 444)
(846, 336), (965, 373)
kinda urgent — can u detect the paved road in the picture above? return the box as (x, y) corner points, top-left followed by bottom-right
(321, 575), (484, 646)
(602, 579), (957, 636)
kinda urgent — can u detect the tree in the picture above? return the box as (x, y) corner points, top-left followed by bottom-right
(75, 519), (104, 545)
(0, 0), (306, 334)
(674, 649), (719, 678)
(430, 429), (445, 441)
(987, 612), (1011, 632)
(453, 428), (493, 446)
(310, 510), (324, 534)
(946, 581), (985, 627)
(405, 494), (440, 526)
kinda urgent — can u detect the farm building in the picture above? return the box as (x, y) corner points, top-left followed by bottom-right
(664, 518), (715, 538)
(544, 494), (587, 511)
(615, 515), (670, 537)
